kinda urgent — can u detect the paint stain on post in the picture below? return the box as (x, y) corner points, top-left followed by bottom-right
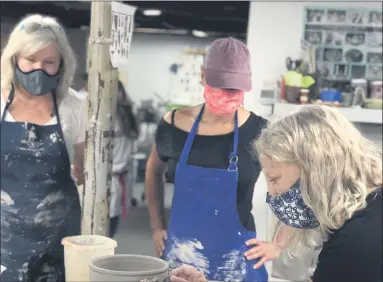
(98, 73), (105, 88)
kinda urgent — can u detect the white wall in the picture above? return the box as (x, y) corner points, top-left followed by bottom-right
(125, 33), (215, 104)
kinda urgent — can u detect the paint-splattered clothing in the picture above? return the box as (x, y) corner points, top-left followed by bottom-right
(1, 88), (81, 281)
(161, 106), (269, 281)
(1, 88), (87, 163)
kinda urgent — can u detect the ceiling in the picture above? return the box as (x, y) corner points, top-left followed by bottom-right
(1, 1), (250, 37)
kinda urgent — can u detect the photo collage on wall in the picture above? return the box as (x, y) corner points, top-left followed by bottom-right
(174, 53), (206, 105)
(304, 6), (382, 81)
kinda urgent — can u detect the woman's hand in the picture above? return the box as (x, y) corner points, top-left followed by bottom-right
(152, 229), (167, 257)
(244, 238), (282, 269)
(170, 265), (207, 282)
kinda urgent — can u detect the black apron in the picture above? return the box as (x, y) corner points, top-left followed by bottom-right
(1, 88), (81, 281)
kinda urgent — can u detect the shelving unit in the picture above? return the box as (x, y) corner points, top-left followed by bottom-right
(273, 103), (382, 124)
(303, 6), (382, 81)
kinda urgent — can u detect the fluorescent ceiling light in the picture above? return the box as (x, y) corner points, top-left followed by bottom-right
(143, 9), (162, 16)
(192, 30), (208, 38)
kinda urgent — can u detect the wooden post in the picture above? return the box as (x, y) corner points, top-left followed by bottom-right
(81, 1), (119, 236)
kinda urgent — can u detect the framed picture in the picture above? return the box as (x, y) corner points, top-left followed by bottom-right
(344, 49), (364, 64)
(366, 32), (382, 48)
(367, 65), (383, 79)
(346, 10), (367, 25)
(327, 9), (347, 24)
(350, 65), (366, 79)
(306, 8), (326, 24)
(367, 52), (382, 64)
(304, 30), (323, 45)
(323, 48), (343, 62)
(345, 32), (365, 46)
(324, 30), (345, 46)
(368, 11), (383, 26)
(333, 64), (349, 80)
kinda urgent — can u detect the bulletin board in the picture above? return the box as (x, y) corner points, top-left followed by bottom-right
(303, 6), (382, 81)
(168, 49), (207, 107)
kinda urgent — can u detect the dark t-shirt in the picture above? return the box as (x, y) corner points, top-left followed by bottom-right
(312, 188), (382, 282)
(155, 110), (268, 231)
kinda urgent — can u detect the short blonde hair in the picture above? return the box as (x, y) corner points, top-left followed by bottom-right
(255, 105), (382, 254)
(1, 14), (76, 102)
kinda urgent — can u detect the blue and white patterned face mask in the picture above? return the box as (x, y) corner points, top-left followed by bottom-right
(266, 180), (320, 229)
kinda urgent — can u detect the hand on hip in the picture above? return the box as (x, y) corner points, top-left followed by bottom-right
(244, 238), (282, 269)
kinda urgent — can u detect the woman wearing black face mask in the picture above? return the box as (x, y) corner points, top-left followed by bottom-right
(0, 15), (85, 281)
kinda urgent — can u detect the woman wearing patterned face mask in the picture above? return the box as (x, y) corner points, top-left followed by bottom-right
(1, 15), (85, 281)
(146, 38), (288, 281)
(171, 105), (382, 282)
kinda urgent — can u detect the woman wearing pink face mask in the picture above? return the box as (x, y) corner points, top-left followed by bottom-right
(146, 38), (277, 281)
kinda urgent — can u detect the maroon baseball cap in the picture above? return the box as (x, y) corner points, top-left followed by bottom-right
(204, 37), (252, 92)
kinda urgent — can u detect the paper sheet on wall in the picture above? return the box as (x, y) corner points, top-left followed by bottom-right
(169, 53), (206, 106)
(110, 2), (136, 70)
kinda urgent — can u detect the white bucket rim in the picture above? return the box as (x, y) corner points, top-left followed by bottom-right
(89, 254), (169, 276)
(61, 235), (117, 250)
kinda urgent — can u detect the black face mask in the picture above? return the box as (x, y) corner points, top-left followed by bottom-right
(15, 64), (59, 96)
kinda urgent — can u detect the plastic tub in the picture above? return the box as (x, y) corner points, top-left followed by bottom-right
(320, 89), (342, 103)
(89, 254), (169, 281)
(61, 235), (117, 282)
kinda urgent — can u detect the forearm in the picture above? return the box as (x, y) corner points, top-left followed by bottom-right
(145, 171), (166, 230)
(73, 142), (85, 186)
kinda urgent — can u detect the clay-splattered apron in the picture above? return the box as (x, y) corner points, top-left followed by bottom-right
(162, 105), (268, 282)
(1, 88), (81, 281)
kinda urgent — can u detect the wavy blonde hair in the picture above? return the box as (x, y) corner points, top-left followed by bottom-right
(255, 105), (382, 255)
(1, 14), (76, 103)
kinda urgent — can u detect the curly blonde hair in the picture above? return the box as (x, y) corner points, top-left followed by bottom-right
(1, 14), (76, 103)
(255, 104), (382, 255)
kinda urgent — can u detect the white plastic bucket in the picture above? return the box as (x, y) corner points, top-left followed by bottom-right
(61, 235), (117, 282)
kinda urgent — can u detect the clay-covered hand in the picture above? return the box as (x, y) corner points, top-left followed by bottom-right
(152, 229), (167, 257)
(244, 238), (282, 269)
(170, 265), (207, 282)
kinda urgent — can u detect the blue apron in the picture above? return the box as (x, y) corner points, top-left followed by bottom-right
(1, 88), (81, 281)
(162, 105), (268, 282)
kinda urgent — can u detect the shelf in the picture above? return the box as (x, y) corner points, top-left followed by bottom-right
(272, 103), (383, 124)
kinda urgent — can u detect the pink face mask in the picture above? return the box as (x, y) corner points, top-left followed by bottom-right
(203, 85), (244, 116)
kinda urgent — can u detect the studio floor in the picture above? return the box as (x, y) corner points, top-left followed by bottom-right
(114, 182), (173, 256)
(112, 183), (290, 282)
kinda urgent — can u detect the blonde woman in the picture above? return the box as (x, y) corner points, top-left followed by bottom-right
(170, 105), (382, 282)
(1, 15), (85, 281)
